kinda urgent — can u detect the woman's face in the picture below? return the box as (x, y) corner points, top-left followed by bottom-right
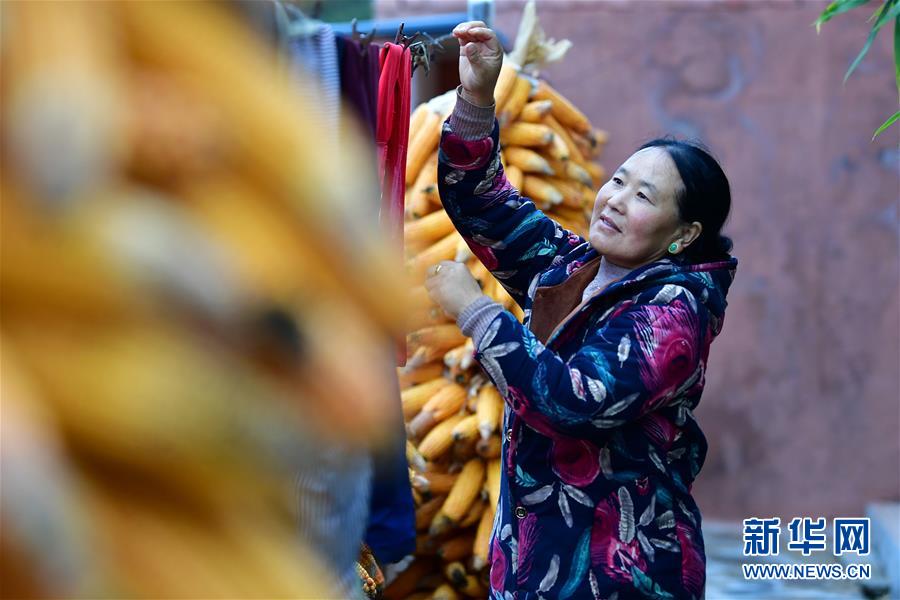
(589, 147), (696, 269)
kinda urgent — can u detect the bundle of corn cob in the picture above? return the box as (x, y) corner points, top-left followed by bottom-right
(1, 2), (405, 598)
(403, 65), (607, 232)
(401, 64), (608, 331)
(389, 24), (609, 600)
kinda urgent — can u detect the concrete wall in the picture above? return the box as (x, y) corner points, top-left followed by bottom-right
(379, 0), (900, 521)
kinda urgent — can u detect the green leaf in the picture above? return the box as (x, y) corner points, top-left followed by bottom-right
(879, 1), (900, 28)
(870, 0), (888, 22)
(895, 15), (900, 96)
(844, 2), (900, 82)
(872, 109), (900, 139)
(815, 0), (873, 32)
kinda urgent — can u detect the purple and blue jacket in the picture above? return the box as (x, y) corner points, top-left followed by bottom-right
(438, 106), (737, 600)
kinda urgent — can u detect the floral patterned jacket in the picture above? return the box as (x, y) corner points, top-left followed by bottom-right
(437, 119), (737, 600)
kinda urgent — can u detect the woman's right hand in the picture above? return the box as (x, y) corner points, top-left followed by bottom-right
(453, 21), (503, 107)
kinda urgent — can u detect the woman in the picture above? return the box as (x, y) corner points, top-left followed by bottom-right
(425, 21), (737, 600)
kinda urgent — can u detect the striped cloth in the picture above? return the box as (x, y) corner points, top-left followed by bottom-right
(287, 20), (341, 137)
(295, 445), (370, 599)
(284, 16), (367, 597)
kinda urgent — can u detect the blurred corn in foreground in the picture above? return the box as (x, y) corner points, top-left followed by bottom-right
(0, 1), (406, 597)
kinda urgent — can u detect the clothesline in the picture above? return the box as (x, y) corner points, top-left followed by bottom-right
(286, 10), (459, 77)
(283, 8), (507, 76)
(329, 12), (468, 38)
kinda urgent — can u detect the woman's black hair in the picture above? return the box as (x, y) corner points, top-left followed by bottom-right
(638, 138), (733, 262)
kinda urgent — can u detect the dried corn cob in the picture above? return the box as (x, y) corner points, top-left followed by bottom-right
(459, 500), (485, 529)
(485, 459), (502, 509)
(545, 176), (586, 209)
(408, 383), (467, 438)
(397, 361), (444, 389)
(413, 471), (459, 498)
(505, 164), (524, 190)
(471, 505), (494, 570)
(408, 103), (430, 141)
(546, 128), (570, 162)
(415, 495), (446, 531)
(432, 583), (460, 600)
(417, 414), (466, 460)
(437, 532), (477, 562)
(407, 156), (439, 218)
(405, 209), (454, 247)
(430, 459), (485, 533)
(451, 414), (480, 442)
(406, 109), (442, 186)
(585, 161), (607, 187)
(407, 440), (427, 473)
(544, 155), (589, 186)
(497, 76), (532, 127)
(533, 80), (591, 133)
(402, 378), (450, 420)
(522, 175), (563, 206)
(407, 231), (462, 281)
(492, 62), (519, 109)
(475, 386), (503, 440)
(544, 114), (585, 166)
(519, 99), (553, 122)
(476, 436), (502, 460)
(504, 146), (555, 175)
(500, 122), (554, 147)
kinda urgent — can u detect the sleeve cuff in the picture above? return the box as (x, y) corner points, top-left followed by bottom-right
(449, 86), (497, 141)
(457, 295), (504, 346)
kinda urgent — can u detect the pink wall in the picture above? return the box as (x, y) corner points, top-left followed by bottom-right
(379, 0), (900, 520)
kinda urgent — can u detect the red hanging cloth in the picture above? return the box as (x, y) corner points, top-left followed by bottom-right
(377, 42), (411, 366)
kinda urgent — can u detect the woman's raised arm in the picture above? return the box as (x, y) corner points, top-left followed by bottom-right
(437, 23), (587, 310)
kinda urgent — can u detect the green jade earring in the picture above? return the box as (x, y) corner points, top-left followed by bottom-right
(668, 242), (679, 254)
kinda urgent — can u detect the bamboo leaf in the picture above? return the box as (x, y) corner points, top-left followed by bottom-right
(846, 25), (881, 81)
(880, 2), (900, 31)
(845, 1), (900, 82)
(815, 0), (874, 32)
(895, 15), (900, 96)
(872, 109), (900, 139)
(869, 0), (889, 22)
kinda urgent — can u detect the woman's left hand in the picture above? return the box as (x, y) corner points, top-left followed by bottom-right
(425, 260), (485, 319)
